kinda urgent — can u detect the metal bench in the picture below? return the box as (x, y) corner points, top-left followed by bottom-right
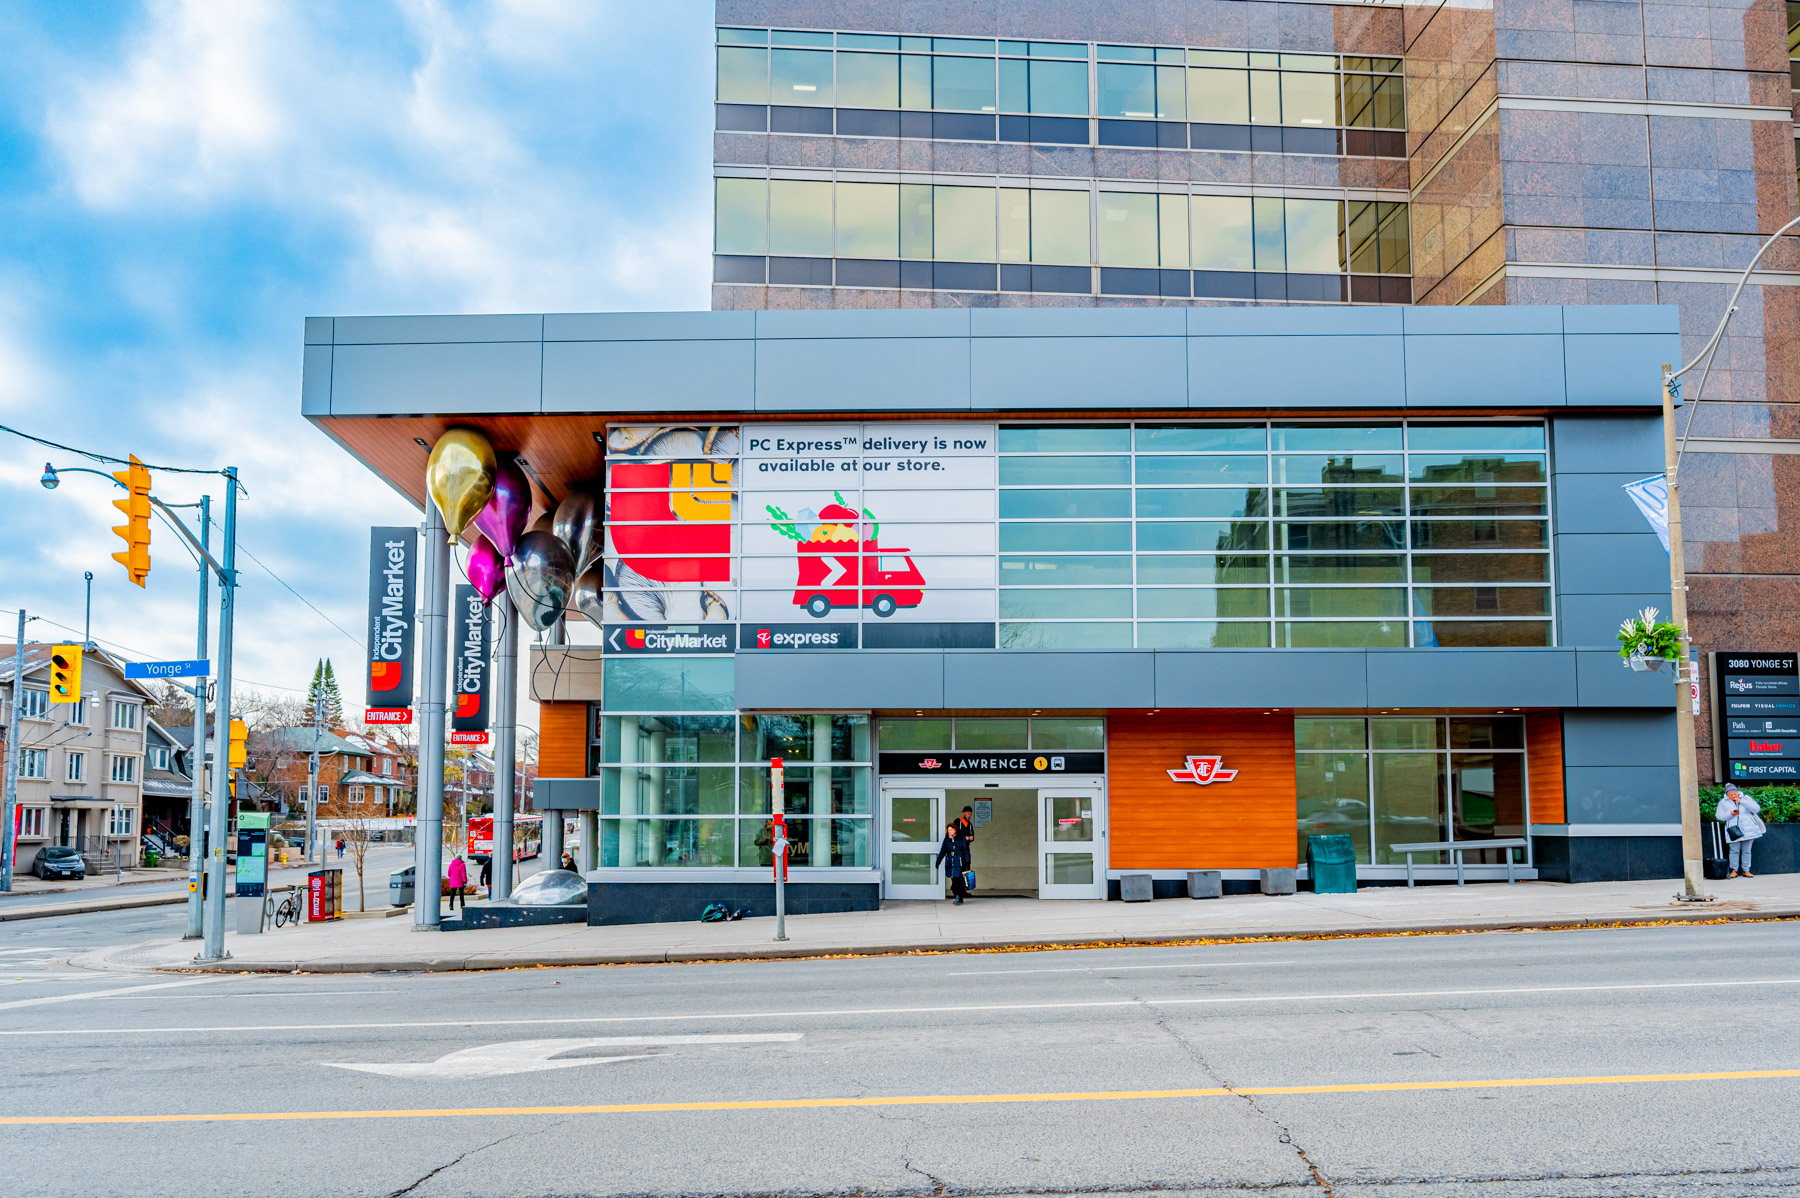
(1388, 838), (1530, 887)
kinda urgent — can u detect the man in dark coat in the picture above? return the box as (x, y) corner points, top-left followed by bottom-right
(936, 820), (971, 905)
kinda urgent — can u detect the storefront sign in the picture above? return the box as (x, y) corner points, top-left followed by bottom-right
(603, 625), (733, 654)
(365, 526), (416, 709)
(738, 623), (859, 650)
(452, 585), (490, 734)
(1714, 651), (1800, 783)
(879, 752), (1104, 775)
(450, 730), (489, 745)
(1167, 755), (1240, 785)
(365, 708), (413, 725)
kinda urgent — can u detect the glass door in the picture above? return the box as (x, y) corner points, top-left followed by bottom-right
(884, 788), (944, 899)
(1039, 787), (1104, 899)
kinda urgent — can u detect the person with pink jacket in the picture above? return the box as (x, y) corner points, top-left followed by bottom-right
(445, 855), (468, 912)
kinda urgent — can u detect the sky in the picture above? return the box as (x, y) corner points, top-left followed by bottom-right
(0, 0), (716, 729)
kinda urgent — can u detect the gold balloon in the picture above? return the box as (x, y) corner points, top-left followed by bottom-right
(425, 428), (496, 541)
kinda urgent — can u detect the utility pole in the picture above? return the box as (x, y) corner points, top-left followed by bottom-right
(306, 690), (322, 866)
(491, 591), (517, 900)
(200, 468), (240, 963)
(1662, 366), (1706, 900)
(183, 495), (210, 940)
(414, 511), (449, 931)
(1, 610), (25, 893)
(82, 572), (93, 650)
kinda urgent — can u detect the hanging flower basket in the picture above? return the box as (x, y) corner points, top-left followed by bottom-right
(1618, 607), (1683, 671)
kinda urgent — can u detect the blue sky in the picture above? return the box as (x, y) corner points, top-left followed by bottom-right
(0, 1), (714, 724)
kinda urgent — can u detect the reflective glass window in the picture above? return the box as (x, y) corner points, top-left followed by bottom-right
(1191, 195), (1253, 269)
(998, 187), (1030, 261)
(1098, 192), (1159, 267)
(1189, 68), (1249, 122)
(1280, 72), (1338, 126)
(1031, 189), (1090, 265)
(1137, 426), (1268, 452)
(1000, 588), (1133, 618)
(836, 182), (899, 259)
(1249, 70), (1281, 123)
(1000, 426), (1131, 452)
(900, 183), (933, 258)
(714, 178), (767, 254)
(933, 186), (996, 261)
(1098, 63), (1156, 118)
(1030, 60), (1089, 115)
(716, 47), (769, 103)
(1001, 454), (1131, 484)
(900, 55), (931, 108)
(837, 52), (899, 108)
(881, 718), (951, 751)
(1030, 718), (1106, 750)
(771, 48), (833, 105)
(933, 56), (996, 111)
(1286, 198), (1342, 273)
(1158, 196), (1189, 269)
(1252, 196), (1285, 270)
(769, 180), (833, 256)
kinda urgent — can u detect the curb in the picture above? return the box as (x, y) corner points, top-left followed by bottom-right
(139, 902), (1800, 974)
(0, 894), (189, 923)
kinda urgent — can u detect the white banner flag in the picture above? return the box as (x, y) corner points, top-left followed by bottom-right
(1623, 474), (1670, 553)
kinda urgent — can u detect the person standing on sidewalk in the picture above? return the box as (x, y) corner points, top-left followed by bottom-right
(1716, 783), (1766, 878)
(445, 854), (468, 911)
(936, 820), (970, 905)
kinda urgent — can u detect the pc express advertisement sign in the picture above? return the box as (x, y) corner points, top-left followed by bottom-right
(604, 423), (998, 650)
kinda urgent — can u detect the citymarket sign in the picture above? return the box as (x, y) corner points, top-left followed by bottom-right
(604, 625), (732, 654)
(1167, 755), (1239, 785)
(879, 752), (1105, 775)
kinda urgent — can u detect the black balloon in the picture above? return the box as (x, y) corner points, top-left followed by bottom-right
(554, 487), (602, 575)
(572, 564), (605, 625)
(507, 529), (576, 631)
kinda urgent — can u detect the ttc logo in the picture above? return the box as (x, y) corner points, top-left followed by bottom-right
(1167, 755), (1239, 785)
(919, 758), (942, 770)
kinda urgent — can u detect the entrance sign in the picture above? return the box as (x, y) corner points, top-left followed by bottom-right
(879, 752), (1104, 775)
(1714, 651), (1800, 781)
(1167, 755), (1240, 785)
(365, 527), (417, 709)
(365, 708), (413, 725)
(125, 659), (208, 679)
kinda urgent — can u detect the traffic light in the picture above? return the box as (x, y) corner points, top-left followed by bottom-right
(48, 645), (82, 704)
(228, 719), (248, 770)
(110, 455), (152, 587)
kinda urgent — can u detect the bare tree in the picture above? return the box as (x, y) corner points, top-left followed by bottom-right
(321, 788), (375, 912)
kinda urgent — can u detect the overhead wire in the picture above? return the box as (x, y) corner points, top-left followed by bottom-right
(0, 422), (225, 476)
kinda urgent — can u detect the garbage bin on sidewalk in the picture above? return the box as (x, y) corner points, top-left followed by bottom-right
(389, 865), (415, 908)
(1306, 835), (1358, 894)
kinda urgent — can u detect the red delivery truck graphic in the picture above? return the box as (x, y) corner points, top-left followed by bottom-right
(768, 497), (925, 618)
(607, 460), (733, 583)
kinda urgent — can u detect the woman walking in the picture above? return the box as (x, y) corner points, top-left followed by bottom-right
(936, 819), (971, 905)
(445, 854), (468, 911)
(1716, 783), (1766, 878)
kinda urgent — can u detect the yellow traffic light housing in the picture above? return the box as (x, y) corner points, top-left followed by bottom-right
(48, 645), (83, 703)
(229, 718), (248, 770)
(111, 455), (152, 587)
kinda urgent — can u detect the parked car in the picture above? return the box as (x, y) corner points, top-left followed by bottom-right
(33, 846), (86, 880)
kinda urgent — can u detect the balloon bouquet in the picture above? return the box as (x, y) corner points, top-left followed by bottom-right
(424, 428), (598, 634)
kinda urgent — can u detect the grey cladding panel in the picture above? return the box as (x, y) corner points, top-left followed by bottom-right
(1574, 649), (1677, 707)
(304, 317), (332, 345)
(735, 652), (944, 709)
(1366, 649), (1577, 708)
(1153, 651), (1366, 708)
(1560, 305), (1680, 335)
(1405, 334), (1566, 407)
(944, 651), (1154, 708)
(1188, 335), (1404, 408)
(1563, 765), (1681, 824)
(333, 314), (543, 344)
(544, 339), (754, 413)
(756, 338), (972, 411)
(1562, 709), (1678, 767)
(1555, 532), (1670, 595)
(329, 342), (542, 416)
(1564, 334), (1681, 406)
(756, 309), (971, 339)
(1551, 414), (1664, 474)
(545, 311), (755, 341)
(1560, 593), (1672, 648)
(1403, 306), (1562, 335)
(1187, 307), (1402, 336)
(300, 345), (332, 416)
(976, 308), (1187, 337)
(1553, 472), (1668, 534)
(972, 336), (1185, 410)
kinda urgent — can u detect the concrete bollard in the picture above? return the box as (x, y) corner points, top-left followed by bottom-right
(1259, 867), (1296, 895)
(1187, 870), (1222, 899)
(1120, 873), (1154, 902)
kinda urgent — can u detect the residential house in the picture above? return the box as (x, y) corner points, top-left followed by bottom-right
(252, 727), (405, 816)
(1, 645), (152, 873)
(140, 715), (196, 849)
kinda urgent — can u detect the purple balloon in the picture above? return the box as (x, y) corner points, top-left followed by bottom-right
(473, 456), (531, 561)
(467, 534), (505, 603)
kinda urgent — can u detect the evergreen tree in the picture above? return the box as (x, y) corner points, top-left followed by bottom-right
(307, 659), (345, 727)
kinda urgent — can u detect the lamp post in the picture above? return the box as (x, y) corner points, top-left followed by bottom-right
(1659, 211), (1800, 901)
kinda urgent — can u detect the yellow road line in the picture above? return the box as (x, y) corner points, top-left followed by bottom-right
(4, 1069), (1800, 1126)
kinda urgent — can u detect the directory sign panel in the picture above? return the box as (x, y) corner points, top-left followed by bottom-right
(1713, 651), (1800, 782)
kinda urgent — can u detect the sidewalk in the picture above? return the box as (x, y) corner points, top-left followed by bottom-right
(79, 873), (1800, 975)
(0, 854), (397, 923)
(3, 864), (190, 897)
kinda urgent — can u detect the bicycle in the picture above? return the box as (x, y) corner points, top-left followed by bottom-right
(272, 887), (303, 928)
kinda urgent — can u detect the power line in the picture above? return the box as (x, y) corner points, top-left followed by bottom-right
(0, 422), (224, 476)
(208, 517), (362, 649)
(0, 607), (308, 696)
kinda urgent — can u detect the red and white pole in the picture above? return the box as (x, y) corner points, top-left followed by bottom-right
(771, 757), (788, 942)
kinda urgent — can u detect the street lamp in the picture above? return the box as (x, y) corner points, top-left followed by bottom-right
(1660, 212), (1800, 902)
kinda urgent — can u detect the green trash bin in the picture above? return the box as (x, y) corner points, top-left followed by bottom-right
(1306, 834), (1358, 894)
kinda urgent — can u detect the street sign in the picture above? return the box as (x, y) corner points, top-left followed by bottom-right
(125, 659), (209, 679)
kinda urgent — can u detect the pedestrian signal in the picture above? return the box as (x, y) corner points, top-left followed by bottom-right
(228, 719), (248, 771)
(48, 645), (83, 703)
(111, 455), (152, 587)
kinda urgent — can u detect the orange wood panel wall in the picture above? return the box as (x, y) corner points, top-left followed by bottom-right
(539, 701), (591, 779)
(1109, 710), (1297, 870)
(1526, 710), (1566, 825)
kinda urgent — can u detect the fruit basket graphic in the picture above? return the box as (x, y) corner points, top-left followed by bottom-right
(767, 494), (925, 618)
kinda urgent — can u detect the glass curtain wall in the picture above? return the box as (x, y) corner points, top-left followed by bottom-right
(1295, 716), (1530, 866)
(996, 422), (1552, 649)
(592, 661), (874, 870)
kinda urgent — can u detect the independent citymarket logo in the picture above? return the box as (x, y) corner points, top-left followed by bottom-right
(1167, 755), (1239, 785)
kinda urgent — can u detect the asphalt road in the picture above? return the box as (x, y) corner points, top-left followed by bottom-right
(0, 915), (1796, 1197)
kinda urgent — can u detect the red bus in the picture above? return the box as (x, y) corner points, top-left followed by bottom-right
(467, 814), (543, 863)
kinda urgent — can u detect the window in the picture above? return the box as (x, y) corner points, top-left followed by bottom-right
(20, 808), (44, 838)
(109, 754), (137, 783)
(66, 751), (85, 783)
(111, 701), (139, 731)
(147, 746), (170, 771)
(715, 178), (767, 255)
(19, 689), (48, 719)
(1295, 716), (1529, 867)
(315, 785), (330, 805)
(381, 758), (393, 776)
(18, 748), (46, 779)
(109, 805), (134, 836)
(769, 179), (832, 256)
(350, 785), (365, 805)
(70, 696), (87, 725)
(595, 712), (873, 870)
